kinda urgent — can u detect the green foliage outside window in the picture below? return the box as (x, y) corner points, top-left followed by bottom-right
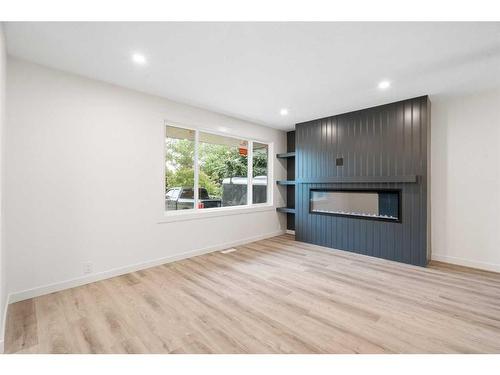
(166, 138), (267, 199)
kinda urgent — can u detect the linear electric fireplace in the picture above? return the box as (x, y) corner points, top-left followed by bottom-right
(310, 189), (401, 222)
(295, 96), (429, 266)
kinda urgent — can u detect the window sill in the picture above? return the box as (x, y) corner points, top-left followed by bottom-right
(158, 204), (276, 224)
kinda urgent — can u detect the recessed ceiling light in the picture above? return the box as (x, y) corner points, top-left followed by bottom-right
(378, 80), (391, 90)
(280, 108), (289, 116)
(132, 53), (147, 65)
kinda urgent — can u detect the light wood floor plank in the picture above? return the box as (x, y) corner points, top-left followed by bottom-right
(5, 234), (500, 353)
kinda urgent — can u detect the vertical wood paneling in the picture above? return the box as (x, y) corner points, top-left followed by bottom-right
(295, 96), (429, 266)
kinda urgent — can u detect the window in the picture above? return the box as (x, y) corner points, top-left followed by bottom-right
(252, 142), (268, 204)
(165, 124), (271, 213)
(165, 126), (195, 211)
(199, 132), (248, 208)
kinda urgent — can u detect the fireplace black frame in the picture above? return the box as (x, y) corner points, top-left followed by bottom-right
(309, 188), (402, 223)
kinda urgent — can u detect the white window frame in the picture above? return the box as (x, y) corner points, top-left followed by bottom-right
(161, 121), (274, 223)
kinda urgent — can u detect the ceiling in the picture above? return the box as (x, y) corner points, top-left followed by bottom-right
(5, 22), (500, 130)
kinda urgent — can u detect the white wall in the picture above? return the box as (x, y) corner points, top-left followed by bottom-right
(5, 58), (286, 302)
(0, 23), (7, 353)
(431, 88), (500, 272)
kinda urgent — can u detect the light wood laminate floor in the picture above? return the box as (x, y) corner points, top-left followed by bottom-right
(5, 234), (500, 353)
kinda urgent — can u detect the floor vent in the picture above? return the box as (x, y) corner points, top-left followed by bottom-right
(220, 248), (237, 254)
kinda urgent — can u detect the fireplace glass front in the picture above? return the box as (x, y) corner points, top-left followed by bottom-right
(310, 189), (400, 222)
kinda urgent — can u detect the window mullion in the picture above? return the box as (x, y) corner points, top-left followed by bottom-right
(194, 129), (199, 210)
(247, 140), (253, 206)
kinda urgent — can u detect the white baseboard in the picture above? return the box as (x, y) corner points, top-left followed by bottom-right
(8, 230), (285, 304)
(286, 230), (295, 235)
(431, 253), (500, 273)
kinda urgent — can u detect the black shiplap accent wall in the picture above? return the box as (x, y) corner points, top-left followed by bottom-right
(295, 96), (429, 266)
